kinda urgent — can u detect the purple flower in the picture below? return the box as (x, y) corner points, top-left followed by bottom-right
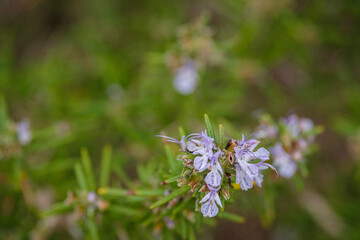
(282, 114), (314, 139)
(256, 123), (278, 139)
(204, 151), (223, 187)
(189, 130), (217, 172)
(173, 61), (198, 95)
(16, 119), (32, 145)
(199, 185), (222, 218)
(234, 134), (276, 190)
(87, 191), (97, 203)
(271, 143), (297, 179)
(156, 133), (200, 151)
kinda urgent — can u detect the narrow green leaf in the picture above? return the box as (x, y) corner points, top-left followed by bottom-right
(0, 95), (8, 133)
(164, 175), (181, 184)
(219, 124), (226, 149)
(204, 114), (215, 140)
(134, 189), (165, 197)
(81, 148), (96, 190)
(87, 216), (100, 240)
(172, 198), (192, 218)
(107, 205), (142, 216)
(188, 225), (196, 240)
(293, 174), (304, 192)
(74, 163), (88, 190)
(100, 145), (112, 187)
(113, 163), (133, 188)
(41, 203), (74, 217)
(164, 144), (176, 172)
(150, 186), (191, 209)
(180, 217), (188, 239)
(98, 187), (128, 197)
(178, 126), (186, 137)
(218, 212), (245, 223)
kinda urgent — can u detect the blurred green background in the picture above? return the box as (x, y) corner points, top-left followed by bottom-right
(1, 0), (360, 239)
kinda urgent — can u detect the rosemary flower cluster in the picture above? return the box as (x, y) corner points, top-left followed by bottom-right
(158, 128), (276, 218)
(257, 114), (322, 178)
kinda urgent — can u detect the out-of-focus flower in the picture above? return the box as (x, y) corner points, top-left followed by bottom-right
(256, 113), (321, 179)
(164, 217), (175, 229)
(16, 119), (32, 145)
(106, 83), (123, 101)
(271, 143), (297, 179)
(173, 61), (198, 95)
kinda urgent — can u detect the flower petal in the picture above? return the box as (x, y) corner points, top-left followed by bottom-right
(253, 173), (263, 187)
(199, 192), (211, 204)
(205, 169), (222, 187)
(255, 147), (270, 160)
(194, 155), (209, 172)
(214, 192), (222, 208)
(187, 141), (198, 152)
(201, 201), (219, 218)
(278, 160), (297, 179)
(238, 170), (254, 191)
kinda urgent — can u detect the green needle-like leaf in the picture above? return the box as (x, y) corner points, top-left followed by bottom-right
(81, 148), (96, 190)
(218, 212), (245, 223)
(164, 144), (177, 172)
(150, 186), (191, 209)
(0, 95), (8, 133)
(204, 114), (215, 140)
(87, 216), (100, 240)
(107, 205), (143, 216)
(134, 189), (165, 197)
(164, 175), (181, 184)
(100, 145), (112, 187)
(98, 187), (128, 197)
(41, 203), (74, 217)
(178, 126), (186, 137)
(219, 124), (226, 149)
(74, 163), (88, 190)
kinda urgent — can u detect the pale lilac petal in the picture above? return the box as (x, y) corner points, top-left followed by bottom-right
(215, 161), (223, 175)
(253, 173), (263, 187)
(235, 164), (241, 184)
(187, 141), (198, 152)
(246, 163), (259, 177)
(194, 155), (209, 172)
(199, 192), (211, 204)
(214, 192), (222, 208)
(201, 201), (219, 218)
(238, 170), (253, 191)
(246, 139), (260, 151)
(155, 135), (179, 144)
(201, 201), (210, 217)
(278, 160), (297, 179)
(205, 169), (222, 187)
(255, 147), (270, 160)
(262, 163), (279, 177)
